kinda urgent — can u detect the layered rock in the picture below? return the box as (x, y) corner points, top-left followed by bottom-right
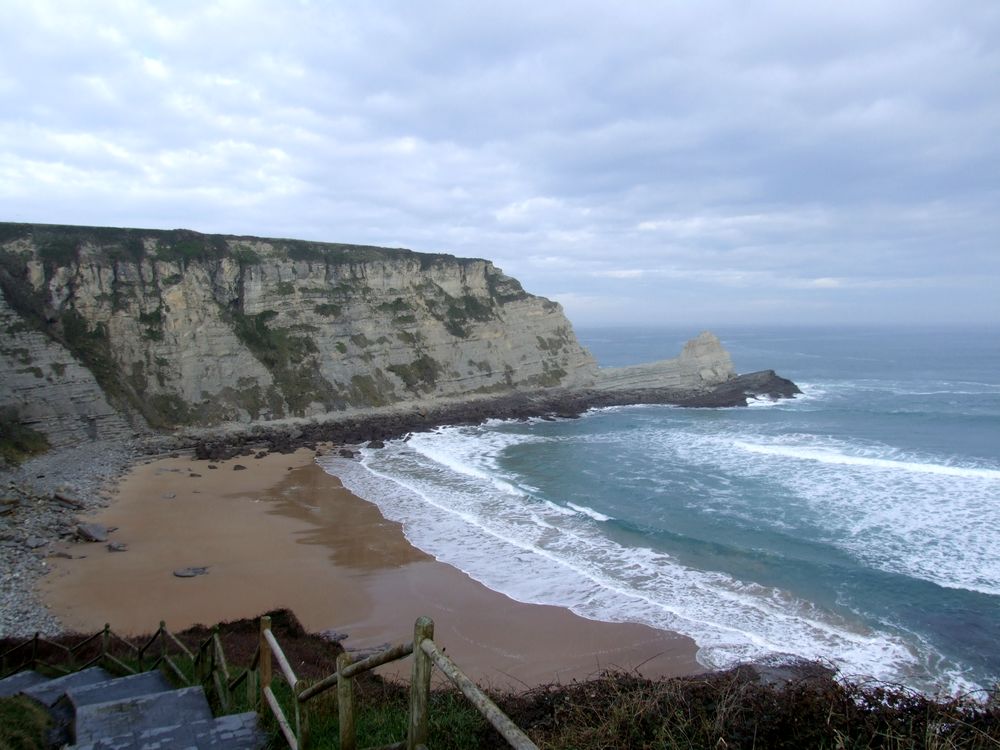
(0, 223), (597, 435)
(0, 285), (133, 447)
(593, 331), (736, 391)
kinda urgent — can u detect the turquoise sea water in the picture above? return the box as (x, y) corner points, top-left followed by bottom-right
(321, 326), (1000, 694)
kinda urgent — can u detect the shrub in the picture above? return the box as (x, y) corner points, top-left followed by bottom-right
(0, 406), (50, 465)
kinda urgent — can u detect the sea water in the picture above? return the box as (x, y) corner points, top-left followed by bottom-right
(319, 326), (1000, 694)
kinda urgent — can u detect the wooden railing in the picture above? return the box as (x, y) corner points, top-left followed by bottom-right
(2, 615), (538, 749)
(0, 621), (250, 715)
(257, 615), (537, 750)
(0, 623), (139, 678)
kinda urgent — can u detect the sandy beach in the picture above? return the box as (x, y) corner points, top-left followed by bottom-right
(40, 447), (702, 688)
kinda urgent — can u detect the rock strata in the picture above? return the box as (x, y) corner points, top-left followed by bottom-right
(0, 223), (596, 442)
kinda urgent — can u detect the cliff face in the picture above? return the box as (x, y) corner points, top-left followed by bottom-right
(0, 224), (596, 437)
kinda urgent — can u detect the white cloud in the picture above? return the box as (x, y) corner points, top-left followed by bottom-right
(0, 0), (997, 324)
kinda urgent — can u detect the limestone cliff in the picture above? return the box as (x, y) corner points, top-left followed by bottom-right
(0, 223), (596, 437)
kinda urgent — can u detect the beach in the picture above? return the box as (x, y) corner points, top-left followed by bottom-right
(40, 447), (702, 688)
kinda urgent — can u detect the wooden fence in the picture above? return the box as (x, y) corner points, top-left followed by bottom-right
(0, 621), (249, 714)
(0, 615), (537, 750)
(257, 614), (537, 750)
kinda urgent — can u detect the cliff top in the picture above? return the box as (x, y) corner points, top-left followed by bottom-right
(0, 221), (486, 269)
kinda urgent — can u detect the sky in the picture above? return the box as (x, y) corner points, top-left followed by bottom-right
(2, 1), (998, 327)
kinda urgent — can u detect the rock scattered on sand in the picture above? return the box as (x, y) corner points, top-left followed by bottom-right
(107, 542), (128, 552)
(162, 492), (176, 499)
(75, 522), (109, 543)
(173, 566), (209, 578)
(233, 464), (247, 471)
(189, 473), (202, 478)
(1, 437), (136, 639)
(53, 491), (85, 509)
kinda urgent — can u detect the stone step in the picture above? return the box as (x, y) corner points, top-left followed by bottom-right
(69, 710), (265, 750)
(72, 685), (215, 745)
(47, 671), (178, 748)
(21, 666), (114, 706)
(67, 670), (175, 709)
(0, 669), (48, 698)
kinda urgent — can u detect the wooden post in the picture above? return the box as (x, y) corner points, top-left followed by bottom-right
(31, 633), (39, 670)
(246, 667), (258, 709)
(337, 652), (356, 750)
(102, 624), (110, 661)
(159, 621), (167, 663)
(259, 615), (272, 709)
(407, 617), (434, 750)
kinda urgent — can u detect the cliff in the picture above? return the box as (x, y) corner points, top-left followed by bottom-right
(0, 223), (597, 443)
(0, 223), (778, 450)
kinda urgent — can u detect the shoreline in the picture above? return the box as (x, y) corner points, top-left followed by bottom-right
(39, 447), (703, 688)
(189, 370), (800, 461)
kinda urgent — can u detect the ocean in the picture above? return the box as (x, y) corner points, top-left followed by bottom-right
(320, 326), (1000, 695)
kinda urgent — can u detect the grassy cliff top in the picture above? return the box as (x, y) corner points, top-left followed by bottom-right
(0, 221), (486, 269)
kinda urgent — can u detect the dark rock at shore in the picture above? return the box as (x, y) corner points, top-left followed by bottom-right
(367, 439), (385, 449)
(188, 371), (801, 459)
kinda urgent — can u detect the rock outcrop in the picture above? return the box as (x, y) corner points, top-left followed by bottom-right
(0, 223), (597, 437)
(0, 283), (132, 448)
(593, 331), (735, 391)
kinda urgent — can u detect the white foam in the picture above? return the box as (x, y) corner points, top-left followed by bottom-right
(734, 441), (1000, 480)
(663, 432), (1000, 598)
(567, 502), (614, 521)
(318, 430), (938, 691)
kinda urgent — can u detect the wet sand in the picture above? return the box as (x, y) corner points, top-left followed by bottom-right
(41, 449), (702, 687)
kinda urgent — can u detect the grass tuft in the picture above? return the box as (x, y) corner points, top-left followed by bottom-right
(0, 695), (52, 750)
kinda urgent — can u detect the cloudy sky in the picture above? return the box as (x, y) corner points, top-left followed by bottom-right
(2, 1), (998, 326)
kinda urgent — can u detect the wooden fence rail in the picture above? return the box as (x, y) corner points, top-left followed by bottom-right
(2, 613), (537, 750)
(256, 614), (538, 750)
(1, 620), (247, 716)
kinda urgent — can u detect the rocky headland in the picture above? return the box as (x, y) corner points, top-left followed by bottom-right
(0, 222), (800, 637)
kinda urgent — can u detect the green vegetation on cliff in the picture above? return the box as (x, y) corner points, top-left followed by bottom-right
(0, 221), (592, 430)
(0, 222), (485, 269)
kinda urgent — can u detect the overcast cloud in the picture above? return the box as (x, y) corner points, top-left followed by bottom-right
(2, 1), (998, 325)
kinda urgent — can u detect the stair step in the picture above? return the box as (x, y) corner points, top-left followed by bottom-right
(0, 669), (48, 698)
(21, 666), (114, 706)
(68, 670), (175, 709)
(69, 711), (265, 749)
(73, 685), (214, 745)
(47, 671), (179, 748)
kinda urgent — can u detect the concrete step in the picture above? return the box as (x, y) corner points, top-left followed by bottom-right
(72, 685), (215, 745)
(21, 666), (114, 706)
(0, 669), (49, 697)
(67, 670), (175, 709)
(69, 710), (265, 749)
(48, 671), (178, 748)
